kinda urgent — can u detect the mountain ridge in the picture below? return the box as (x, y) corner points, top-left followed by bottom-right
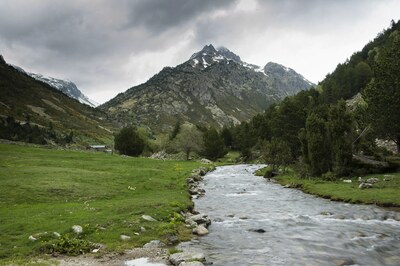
(0, 55), (114, 146)
(11, 65), (98, 107)
(100, 44), (314, 132)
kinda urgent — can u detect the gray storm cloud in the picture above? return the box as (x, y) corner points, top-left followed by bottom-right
(0, 0), (398, 103)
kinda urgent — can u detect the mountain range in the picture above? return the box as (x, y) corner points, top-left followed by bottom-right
(100, 45), (314, 132)
(12, 65), (98, 108)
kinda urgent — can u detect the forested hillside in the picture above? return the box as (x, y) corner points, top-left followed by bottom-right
(228, 20), (400, 178)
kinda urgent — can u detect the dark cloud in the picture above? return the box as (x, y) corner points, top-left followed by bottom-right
(0, 0), (398, 103)
(124, 0), (237, 33)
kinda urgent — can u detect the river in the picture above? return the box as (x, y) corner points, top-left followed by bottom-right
(180, 165), (400, 266)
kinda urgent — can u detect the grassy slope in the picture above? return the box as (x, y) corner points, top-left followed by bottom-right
(256, 167), (400, 207)
(0, 60), (114, 146)
(0, 144), (201, 261)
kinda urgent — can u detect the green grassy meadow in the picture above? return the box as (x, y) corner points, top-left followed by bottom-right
(256, 167), (400, 207)
(0, 143), (202, 261)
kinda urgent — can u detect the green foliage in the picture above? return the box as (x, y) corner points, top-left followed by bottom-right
(270, 169), (400, 207)
(172, 124), (203, 160)
(220, 126), (233, 148)
(231, 122), (257, 159)
(363, 31), (400, 152)
(328, 100), (353, 176)
(202, 128), (227, 161)
(300, 102), (354, 177)
(320, 20), (400, 104)
(261, 138), (292, 171)
(114, 127), (145, 156)
(304, 110), (332, 176)
(39, 234), (94, 256)
(170, 120), (181, 140)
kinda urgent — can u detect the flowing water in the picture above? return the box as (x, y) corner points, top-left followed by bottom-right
(180, 165), (400, 266)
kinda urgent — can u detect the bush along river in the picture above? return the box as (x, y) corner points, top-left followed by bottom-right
(179, 165), (400, 266)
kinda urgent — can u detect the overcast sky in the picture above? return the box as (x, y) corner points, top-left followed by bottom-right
(1, 0), (399, 104)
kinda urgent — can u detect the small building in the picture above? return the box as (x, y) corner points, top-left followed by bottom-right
(87, 145), (107, 152)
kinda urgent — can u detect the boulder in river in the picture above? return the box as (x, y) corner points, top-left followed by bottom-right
(249, 228), (266, 233)
(189, 214), (211, 227)
(193, 225), (209, 236)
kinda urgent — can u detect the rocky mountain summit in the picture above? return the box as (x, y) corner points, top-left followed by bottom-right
(101, 45), (314, 131)
(12, 65), (98, 107)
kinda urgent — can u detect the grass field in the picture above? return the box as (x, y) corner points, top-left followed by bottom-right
(0, 143), (202, 261)
(256, 167), (400, 207)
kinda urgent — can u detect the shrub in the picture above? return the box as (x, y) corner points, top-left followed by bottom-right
(114, 127), (145, 156)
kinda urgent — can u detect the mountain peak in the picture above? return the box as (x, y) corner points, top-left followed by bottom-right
(190, 44), (218, 60)
(217, 46), (241, 62)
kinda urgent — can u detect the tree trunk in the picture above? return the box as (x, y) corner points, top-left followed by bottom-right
(397, 135), (400, 154)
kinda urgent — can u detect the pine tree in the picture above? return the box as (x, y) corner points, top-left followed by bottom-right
(202, 128), (226, 161)
(363, 32), (400, 152)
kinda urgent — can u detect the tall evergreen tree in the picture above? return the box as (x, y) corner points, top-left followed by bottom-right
(202, 128), (227, 161)
(363, 32), (400, 152)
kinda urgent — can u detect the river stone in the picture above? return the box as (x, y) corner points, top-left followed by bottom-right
(72, 225), (83, 234)
(143, 240), (165, 248)
(142, 215), (158, 222)
(169, 252), (206, 266)
(189, 188), (200, 195)
(333, 258), (355, 266)
(249, 228), (266, 233)
(120, 234), (131, 241)
(191, 174), (203, 182)
(200, 158), (212, 164)
(185, 217), (198, 227)
(190, 214), (211, 226)
(193, 225), (209, 236)
(179, 262), (205, 266)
